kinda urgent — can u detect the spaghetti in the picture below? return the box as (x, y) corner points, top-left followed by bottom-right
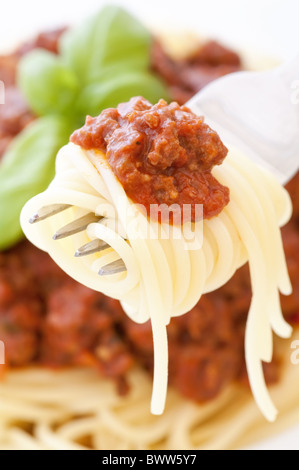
(0, 333), (298, 450)
(21, 131), (292, 422)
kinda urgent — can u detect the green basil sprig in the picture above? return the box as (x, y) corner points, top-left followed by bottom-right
(0, 5), (170, 250)
(0, 117), (73, 249)
(18, 50), (79, 116)
(60, 6), (152, 85)
(76, 70), (170, 117)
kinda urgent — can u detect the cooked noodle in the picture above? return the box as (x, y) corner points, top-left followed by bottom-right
(21, 141), (292, 422)
(0, 333), (298, 450)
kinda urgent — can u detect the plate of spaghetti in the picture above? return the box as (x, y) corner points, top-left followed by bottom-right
(0, 0), (299, 451)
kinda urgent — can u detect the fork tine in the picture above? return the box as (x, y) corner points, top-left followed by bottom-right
(53, 213), (102, 240)
(75, 239), (110, 257)
(98, 259), (127, 276)
(29, 204), (72, 224)
(75, 237), (129, 257)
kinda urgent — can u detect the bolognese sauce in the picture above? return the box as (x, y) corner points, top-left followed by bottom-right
(71, 97), (230, 222)
(151, 40), (243, 105)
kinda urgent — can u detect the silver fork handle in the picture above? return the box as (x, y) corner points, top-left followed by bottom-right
(187, 54), (299, 185)
(273, 53), (299, 180)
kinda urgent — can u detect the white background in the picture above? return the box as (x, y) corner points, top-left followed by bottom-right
(0, 0), (299, 450)
(0, 0), (298, 60)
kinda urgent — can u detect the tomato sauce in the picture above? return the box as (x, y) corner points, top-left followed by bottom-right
(151, 40), (243, 105)
(71, 97), (230, 222)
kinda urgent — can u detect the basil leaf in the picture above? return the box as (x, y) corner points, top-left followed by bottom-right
(76, 70), (170, 117)
(0, 116), (73, 249)
(60, 5), (151, 85)
(18, 49), (79, 116)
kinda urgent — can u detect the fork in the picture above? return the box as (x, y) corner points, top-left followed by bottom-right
(28, 54), (299, 275)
